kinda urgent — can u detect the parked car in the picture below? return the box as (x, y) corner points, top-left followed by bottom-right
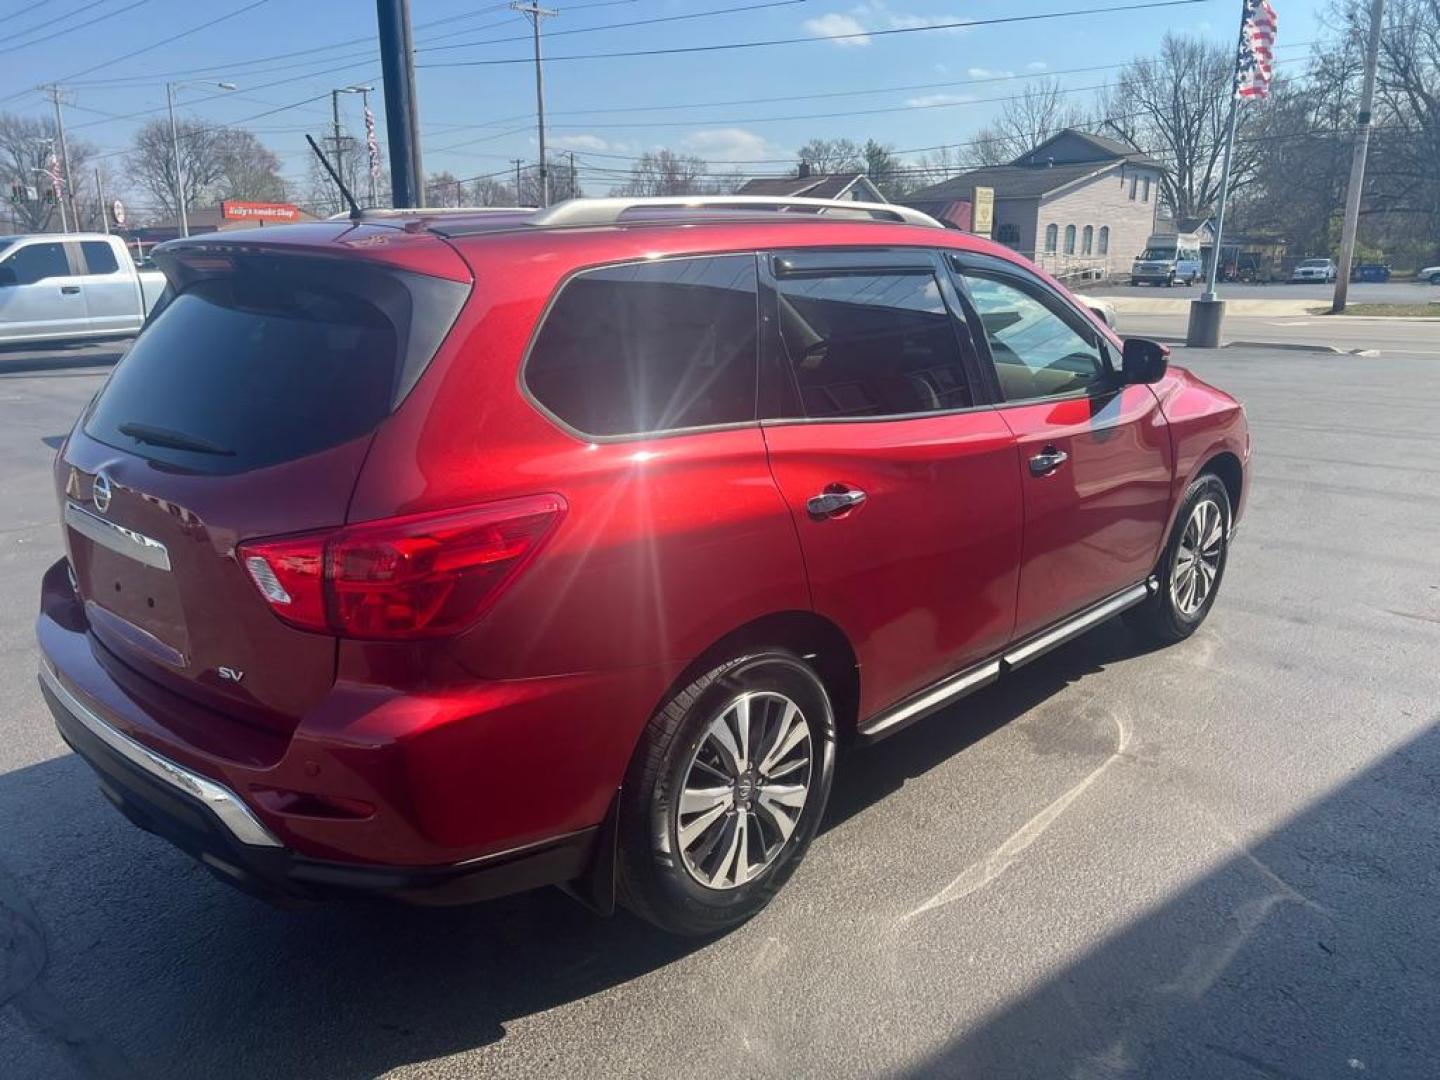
(1420, 263), (1440, 285)
(37, 197), (1249, 935)
(1290, 258), (1337, 283)
(1351, 263), (1391, 282)
(0, 233), (166, 346)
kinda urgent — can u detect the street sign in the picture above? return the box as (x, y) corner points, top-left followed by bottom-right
(221, 200), (301, 222)
(971, 186), (994, 238)
(111, 199), (125, 226)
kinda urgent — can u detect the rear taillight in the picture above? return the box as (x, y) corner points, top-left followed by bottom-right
(238, 495), (565, 640)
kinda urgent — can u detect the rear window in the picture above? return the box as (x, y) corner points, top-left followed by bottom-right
(85, 261), (462, 474)
(524, 255), (758, 437)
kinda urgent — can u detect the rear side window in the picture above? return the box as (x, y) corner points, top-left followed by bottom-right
(81, 241), (120, 275)
(87, 269), (404, 474)
(774, 269), (973, 418)
(525, 255), (758, 437)
(2, 242), (70, 284)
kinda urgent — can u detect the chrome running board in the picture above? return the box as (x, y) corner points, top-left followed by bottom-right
(856, 579), (1154, 742)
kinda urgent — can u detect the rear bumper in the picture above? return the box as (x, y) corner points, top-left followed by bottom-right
(40, 663), (597, 906)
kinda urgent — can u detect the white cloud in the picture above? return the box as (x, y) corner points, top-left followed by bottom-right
(803, 13), (870, 46)
(805, 4), (969, 47)
(905, 93), (975, 108)
(681, 128), (781, 162)
(967, 66), (1015, 79)
(551, 133), (624, 153)
(1026, 60), (1049, 71)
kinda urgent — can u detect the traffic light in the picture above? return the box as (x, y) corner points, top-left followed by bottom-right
(8, 181), (22, 206)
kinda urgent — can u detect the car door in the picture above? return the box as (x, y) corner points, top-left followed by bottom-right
(0, 239), (88, 343)
(77, 239), (141, 335)
(759, 249), (1022, 722)
(952, 254), (1174, 641)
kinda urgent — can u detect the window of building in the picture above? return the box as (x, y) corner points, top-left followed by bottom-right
(525, 255), (759, 436)
(1098, 226), (1110, 255)
(995, 223), (1020, 247)
(0, 242), (71, 284)
(80, 241), (121, 275)
(773, 269), (972, 418)
(1142, 176), (1151, 202)
(1064, 225), (1077, 255)
(1044, 223), (1058, 253)
(963, 273), (1107, 401)
(1129, 175), (1138, 200)
(1082, 226), (1094, 255)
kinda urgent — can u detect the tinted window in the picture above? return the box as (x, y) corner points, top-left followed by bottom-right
(526, 255), (758, 436)
(81, 240), (120, 275)
(85, 272), (400, 474)
(965, 273), (1106, 401)
(775, 269), (972, 418)
(2, 242), (70, 284)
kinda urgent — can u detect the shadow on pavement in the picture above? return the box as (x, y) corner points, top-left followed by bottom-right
(0, 621), (1162, 1078)
(898, 717), (1440, 1080)
(0, 339), (128, 375)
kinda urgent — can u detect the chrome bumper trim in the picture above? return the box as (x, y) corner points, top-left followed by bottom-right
(860, 661), (1001, 739)
(64, 502), (171, 572)
(40, 663), (280, 848)
(1002, 582), (1151, 670)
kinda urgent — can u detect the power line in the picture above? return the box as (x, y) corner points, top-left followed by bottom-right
(419, 0), (1216, 68)
(0, 0), (148, 64)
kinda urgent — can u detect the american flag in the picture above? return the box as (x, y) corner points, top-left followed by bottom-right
(1234, 0), (1278, 99)
(46, 151), (64, 197)
(364, 105), (381, 183)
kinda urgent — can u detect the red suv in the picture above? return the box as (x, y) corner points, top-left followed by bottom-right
(37, 198), (1248, 935)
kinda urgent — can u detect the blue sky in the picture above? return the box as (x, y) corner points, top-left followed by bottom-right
(0, 0), (1330, 201)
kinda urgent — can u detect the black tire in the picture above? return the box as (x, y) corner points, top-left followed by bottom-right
(617, 650), (836, 936)
(1165, 273), (1175, 287)
(1125, 473), (1232, 644)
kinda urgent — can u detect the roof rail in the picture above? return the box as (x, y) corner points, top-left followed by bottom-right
(326, 206), (533, 221)
(526, 196), (944, 230)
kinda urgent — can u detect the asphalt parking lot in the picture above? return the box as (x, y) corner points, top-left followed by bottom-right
(2, 338), (1438, 1079)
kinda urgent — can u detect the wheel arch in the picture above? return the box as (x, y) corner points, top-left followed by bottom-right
(1198, 449), (1244, 518)
(650, 610), (861, 745)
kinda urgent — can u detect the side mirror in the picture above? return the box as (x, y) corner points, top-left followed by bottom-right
(0, 265), (17, 287)
(1122, 338), (1169, 384)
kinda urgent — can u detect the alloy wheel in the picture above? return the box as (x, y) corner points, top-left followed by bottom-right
(1171, 498), (1225, 617)
(675, 691), (813, 890)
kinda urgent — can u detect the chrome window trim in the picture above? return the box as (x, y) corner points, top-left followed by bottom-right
(40, 663), (281, 848)
(64, 502), (171, 572)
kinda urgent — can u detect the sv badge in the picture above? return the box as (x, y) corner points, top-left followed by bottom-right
(217, 667), (245, 683)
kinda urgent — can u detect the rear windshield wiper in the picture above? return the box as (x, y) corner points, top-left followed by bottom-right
(117, 422), (235, 456)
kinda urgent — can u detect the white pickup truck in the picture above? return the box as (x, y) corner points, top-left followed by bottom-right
(0, 232), (167, 347)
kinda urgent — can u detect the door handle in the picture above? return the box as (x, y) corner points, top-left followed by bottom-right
(61, 285), (81, 295)
(1029, 446), (1069, 476)
(807, 486), (867, 518)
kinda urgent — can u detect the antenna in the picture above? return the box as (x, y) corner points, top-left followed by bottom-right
(305, 133), (362, 222)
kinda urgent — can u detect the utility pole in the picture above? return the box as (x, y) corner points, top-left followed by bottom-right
(511, 2), (556, 206)
(330, 86), (373, 209)
(377, 0), (425, 207)
(513, 158), (523, 204)
(95, 167), (108, 234)
(568, 149), (576, 199)
(164, 83), (189, 238)
(43, 85), (76, 233)
(359, 86), (378, 207)
(1332, 0), (1385, 313)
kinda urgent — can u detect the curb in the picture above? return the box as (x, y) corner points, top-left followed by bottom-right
(1158, 337), (1342, 354)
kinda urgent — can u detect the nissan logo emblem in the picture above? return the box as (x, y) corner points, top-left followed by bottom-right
(92, 472), (112, 514)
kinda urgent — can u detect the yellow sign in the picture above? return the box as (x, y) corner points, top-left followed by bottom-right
(972, 186), (995, 238)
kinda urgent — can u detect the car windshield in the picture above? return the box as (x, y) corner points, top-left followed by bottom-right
(1139, 247), (1176, 261)
(1301, 259), (1329, 267)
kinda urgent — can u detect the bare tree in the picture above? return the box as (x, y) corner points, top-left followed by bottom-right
(1094, 34), (1267, 223)
(129, 118), (229, 218)
(962, 79), (1086, 166)
(0, 111), (97, 232)
(469, 175), (518, 206)
(612, 150), (707, 196)
(425, 170), (463, 207)
(797, 137), (864, 173)
(215, 129), (286, 202)
(862, 139), (914, 198)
